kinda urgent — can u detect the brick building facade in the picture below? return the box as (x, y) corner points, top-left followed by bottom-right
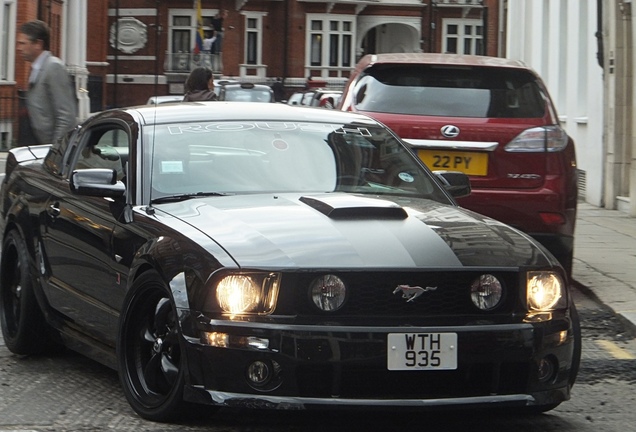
(1, 0), (501, 147)
(100, 0), (500, 109)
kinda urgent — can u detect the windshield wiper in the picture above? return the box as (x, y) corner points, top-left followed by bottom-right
(151, 191), (230, 203)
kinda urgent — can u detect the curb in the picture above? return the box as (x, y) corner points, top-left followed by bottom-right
(572, 278), (636, 339)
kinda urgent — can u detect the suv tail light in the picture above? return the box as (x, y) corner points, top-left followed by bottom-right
(505, 126), (569, 153)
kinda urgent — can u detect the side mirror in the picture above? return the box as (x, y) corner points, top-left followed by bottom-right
(71, 168), (125, 198)
(434, 171), (471, 198)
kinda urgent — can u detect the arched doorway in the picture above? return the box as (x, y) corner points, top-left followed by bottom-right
(357, 17), (421, 60)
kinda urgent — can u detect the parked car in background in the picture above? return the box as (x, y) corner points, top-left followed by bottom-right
(287, 88), (342, 109)
(306, 89), (342, 108)
(0, 102), (580, 422)
(312, 90), (342, 109)
(286, 91), (304, 106)
(217, 82), (274, 102)
(287, 90), (317, 106)
(147, 80), (240, 105)
(213, 78), (240, 89)
(147, 95), (183, 105)
(339, 53), (578, 278)
(310, 89), (342, 109)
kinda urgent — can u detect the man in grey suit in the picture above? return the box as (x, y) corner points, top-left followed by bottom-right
(17, 20), (78, 145)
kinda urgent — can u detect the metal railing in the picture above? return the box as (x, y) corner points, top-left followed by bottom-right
(164, 52), (222, 73)
(435, 0), (483, 5)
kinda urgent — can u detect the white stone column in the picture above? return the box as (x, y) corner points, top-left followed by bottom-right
(630, 0), (636, 216)
(64, 0), (91, 121)
(603, 0), (620, 210)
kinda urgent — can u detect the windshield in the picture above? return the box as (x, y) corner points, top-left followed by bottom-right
(354, 64), (546, 118)
(145, 120), (449, 202)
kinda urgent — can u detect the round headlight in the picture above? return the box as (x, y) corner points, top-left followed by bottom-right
(470, 274), (503, 311)
(216, 275), (260, 314)
(527, 272), (564, 311)
(310, 274), (347, 312)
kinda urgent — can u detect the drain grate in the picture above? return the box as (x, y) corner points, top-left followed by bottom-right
(576, 168), (586, 200)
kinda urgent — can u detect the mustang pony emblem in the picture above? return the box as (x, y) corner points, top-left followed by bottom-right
(393, 285), (437, 302)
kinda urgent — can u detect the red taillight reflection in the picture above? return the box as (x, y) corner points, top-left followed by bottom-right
(539, 212), (566, 225)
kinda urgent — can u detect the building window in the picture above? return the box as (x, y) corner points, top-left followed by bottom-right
(306, 15), (355, 73)
(1, 1), (16, 81)
(172, 16), (191, 54)
(168, 9), (215, 54)
(242, 12), (266, 66)
(246, 18), (259, 65)
(310, 20), (322, 66)
(442, 19), (483, 55)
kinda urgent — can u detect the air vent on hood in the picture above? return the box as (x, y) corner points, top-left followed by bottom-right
(299, 194), (408, 219)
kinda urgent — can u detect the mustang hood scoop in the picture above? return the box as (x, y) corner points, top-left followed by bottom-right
(299, 194), (408, 219)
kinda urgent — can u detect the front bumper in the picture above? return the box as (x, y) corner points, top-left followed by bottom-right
(181, 314), (576, 410)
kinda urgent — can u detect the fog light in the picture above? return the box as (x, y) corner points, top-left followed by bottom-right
(470, 274), (503, 311)
(310, 274), (347, 311)
(537, 356), (558, 383)
(247, 361), (271, 386)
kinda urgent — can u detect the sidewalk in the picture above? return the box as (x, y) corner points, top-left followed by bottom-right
(573, 202), (636, 335)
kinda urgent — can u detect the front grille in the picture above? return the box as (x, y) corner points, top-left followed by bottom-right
(295, 362), (529, 399)
(283, 271), (519, 318)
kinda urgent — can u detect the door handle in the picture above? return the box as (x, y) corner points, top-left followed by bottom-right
(47, 202), (61, 218)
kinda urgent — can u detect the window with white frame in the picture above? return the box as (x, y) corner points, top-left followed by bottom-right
(242, 12), (265, 66)
(1, 1), (16, 81)
(442, 19), (483, 55)
(168, 8), (216, 54)
(306, 15), (355, 72)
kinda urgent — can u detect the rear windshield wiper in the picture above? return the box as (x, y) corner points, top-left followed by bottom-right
(151, 192), (230, 203)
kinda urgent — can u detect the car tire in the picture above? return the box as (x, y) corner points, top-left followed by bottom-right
(117, 270), (189, 421)
(0, 230), (50, 355)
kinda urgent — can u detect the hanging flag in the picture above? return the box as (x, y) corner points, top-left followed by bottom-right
(193, 0), (204, 54)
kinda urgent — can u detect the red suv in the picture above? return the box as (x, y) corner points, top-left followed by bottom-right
(340, 53), (578, 277)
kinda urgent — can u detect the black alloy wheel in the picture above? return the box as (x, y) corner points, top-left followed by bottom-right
(0, 230), (49, 354)
(118, 270), (188, 421)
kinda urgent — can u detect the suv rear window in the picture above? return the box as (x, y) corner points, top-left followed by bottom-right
(353, 64), (546, 118)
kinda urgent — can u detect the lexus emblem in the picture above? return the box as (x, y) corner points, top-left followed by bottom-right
(393, 285), (438, 303)
(441, 125), (460, 138)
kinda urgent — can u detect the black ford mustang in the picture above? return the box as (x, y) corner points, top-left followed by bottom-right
(0, 102), (580, 421)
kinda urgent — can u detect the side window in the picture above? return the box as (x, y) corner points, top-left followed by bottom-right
(75, 128), (128, 182)
(44, 127), (77, 176)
